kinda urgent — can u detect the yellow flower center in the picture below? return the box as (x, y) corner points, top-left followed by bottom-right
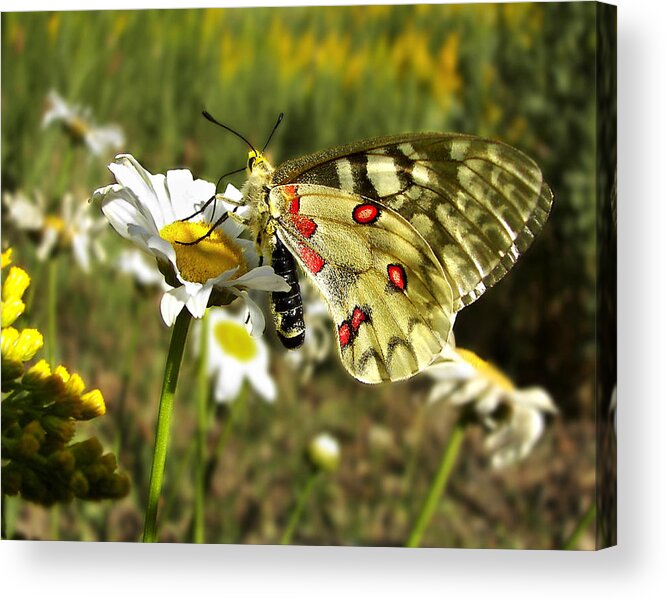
(160, 221), (247, 284)
(213, 320), (257, 362)
(68, 116), (90, 141)
(457, 348), (515, 392)
(44, 215), (65, 233)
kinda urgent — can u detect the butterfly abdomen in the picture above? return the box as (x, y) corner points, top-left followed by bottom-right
(270, 235), (305, 349)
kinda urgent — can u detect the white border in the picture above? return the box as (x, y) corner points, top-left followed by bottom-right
(2, 0), (665, 598)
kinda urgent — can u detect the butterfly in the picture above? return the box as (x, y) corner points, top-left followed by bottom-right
(201, 115), (553, 384)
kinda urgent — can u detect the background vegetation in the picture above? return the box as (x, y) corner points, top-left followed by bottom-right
(2, 3), (604, 548)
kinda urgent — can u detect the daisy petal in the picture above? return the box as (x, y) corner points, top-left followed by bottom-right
(160, 286), (189, 326)
(184, 281), (214, 319)
(230, 265), (290, 292)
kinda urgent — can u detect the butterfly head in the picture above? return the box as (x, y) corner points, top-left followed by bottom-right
(247, 149), (273, 180)
(247, 149), (269, 173)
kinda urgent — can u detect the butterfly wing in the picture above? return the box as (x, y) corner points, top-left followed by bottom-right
(269, 183), (454, 384)
(272, 133), (552, 310)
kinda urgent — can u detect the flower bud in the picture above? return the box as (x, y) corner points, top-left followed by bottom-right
(79, 389), (106, 420)
(41, 415), (76, 443)
(48, 448), (76, 475)
(23, 359), (52, 388)
(16, 432), (41, 457)
(70, 470), (89, 497)
(2, 266), (30, 302)
(307, 432), (341, 473)
(2, 327), (43, 362)
(2, 298), (25, 328)
(1, 464), (21, 496)
(1, 248), (13, 269)
(70, 437), (103, 465)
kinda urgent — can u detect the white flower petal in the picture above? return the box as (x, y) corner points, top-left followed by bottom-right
(229, 265), (290, 292)
(85, 125), (124, 155)
(109, 155), (174, 229)
(71, 233), (91, 272)
(3, 192), (45, 230)
(160, 286), (189, 326)
(213, 361), (244, 403)
(232, 290), (265, 337)
(223, 183), (243, 204)
(36, 227), (58, 261)
(251, 368), (276, 402)
(166, 169), (216, 221)
(184, 281), (214, 319)
(97, 185), (160, 241)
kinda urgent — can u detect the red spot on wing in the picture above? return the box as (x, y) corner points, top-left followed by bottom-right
(338, 322), (351, 348)
(291, 214), (317, 239)
(339, 306), (370, 351)
(298, 243), (325, 274)
(351, 307), (368, 330)
(285, 185), (300, 214)
(387, 264), (407, 291)
(353, 203), (380, 225)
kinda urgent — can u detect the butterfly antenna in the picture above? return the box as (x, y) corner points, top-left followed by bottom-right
(202, 110), (257, 154)
(261, 112), (285, 154)
(179, 165), (246, 223)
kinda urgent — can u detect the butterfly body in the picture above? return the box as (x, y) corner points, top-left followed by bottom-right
(238, 133), (552, 384)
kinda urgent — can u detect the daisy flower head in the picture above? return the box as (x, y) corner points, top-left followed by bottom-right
(199, 307), (276, 403)
(2, 190), (107, 272)
(43, 90), (124, 156)
(92, 154), (289, 330)
(427, 346), (557, 468)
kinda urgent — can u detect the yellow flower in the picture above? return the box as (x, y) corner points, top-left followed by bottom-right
(79, 389), (106, 420)
(21, 359), (106, 420)
(1, 248), (13, 268)
(2, 299), (26, 328)
(1, 327), (43, 363)
(1, 265), (30, 327)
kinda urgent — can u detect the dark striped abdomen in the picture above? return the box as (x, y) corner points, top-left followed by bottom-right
(271, 236), (305, 349)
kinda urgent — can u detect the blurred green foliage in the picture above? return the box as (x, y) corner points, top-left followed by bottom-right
(1, 3), (601, 546)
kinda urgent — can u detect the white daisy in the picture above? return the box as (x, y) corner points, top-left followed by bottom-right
(427, 346), (557, 468)
(200, 307), (276, 403)
(2, 190), (107, 272)
(43, 90), (124, 156)
(92, 154), (289, 330)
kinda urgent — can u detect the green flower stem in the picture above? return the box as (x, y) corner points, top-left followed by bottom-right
(563, 501), (597, 550)
(47, 257), (58, 366)
(280, 471), (321, 545)
(193, 311), (209, 544)
(24, 259), (45, 314)
(203, 384), (248, 494)
(114, 307), (141, 458)
(47, 256), (59, 539)
(405, 420), (466, 548)
(142, 309), (192, 543)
